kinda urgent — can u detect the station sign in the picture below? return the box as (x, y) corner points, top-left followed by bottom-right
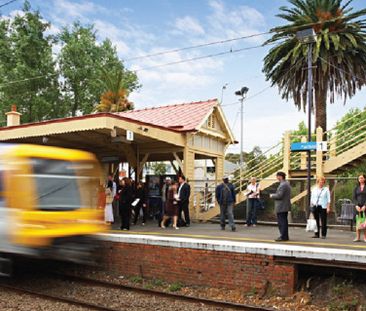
(291, 141), (327, 152)
(126, 130), (134, 141)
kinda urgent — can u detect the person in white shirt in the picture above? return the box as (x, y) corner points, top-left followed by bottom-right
(245, 177), (260, 227)
(108, 174), (118, 220)
(310, 176), (331, 239)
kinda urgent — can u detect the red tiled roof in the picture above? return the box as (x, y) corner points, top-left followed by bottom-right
(117, 99), (218, 132)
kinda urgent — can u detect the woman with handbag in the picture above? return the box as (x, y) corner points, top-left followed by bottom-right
(353, 174), (366, 242)
(310, 176), (331, 239)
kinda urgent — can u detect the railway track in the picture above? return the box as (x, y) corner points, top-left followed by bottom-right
(0, 282), (121, 311)
(51, 272), (275, 311)
(0, 270), (275, 311)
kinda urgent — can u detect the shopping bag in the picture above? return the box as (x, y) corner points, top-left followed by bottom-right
(356, 212), (366, 230)
(306, 213), (318, 232)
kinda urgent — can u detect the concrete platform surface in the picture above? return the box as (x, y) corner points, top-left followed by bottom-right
(109, 222), (366, 251)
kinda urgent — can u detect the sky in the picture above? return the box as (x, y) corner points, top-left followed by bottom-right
(1, 0), (366, 154)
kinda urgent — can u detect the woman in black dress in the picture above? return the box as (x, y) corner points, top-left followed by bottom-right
(160, 182), (179, 230)
(353, 174), (366, 242)
(119, 177), (133, 231)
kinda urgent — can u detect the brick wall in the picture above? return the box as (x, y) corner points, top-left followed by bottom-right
(102, 241), (297, 296)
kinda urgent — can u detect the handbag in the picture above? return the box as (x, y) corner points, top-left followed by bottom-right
(306, 213), (318, 232)
(310, 188), (324, 213)
(356, 212), (366, 230)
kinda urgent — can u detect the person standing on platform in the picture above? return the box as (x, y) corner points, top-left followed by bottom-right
(104, 180), (114, 224)
(119, 177), (133, 231)
(245, 177), (261, 227)
(161, 177), (172, 220)
(177, 175), (190, 227)
(310, 176), (331, 239)
(215, 176), (236, 232)
(108, 174), (118, 221)
(270, 171), (291, 242)
(161, 181), (179, 229)
(353, 174), (366, 242)
(132, 181), (147, 226)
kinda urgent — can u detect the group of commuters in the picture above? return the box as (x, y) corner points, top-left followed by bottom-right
(100, 174), (191, 231)
(216, 171), (366, 243)
(100, 175), (147, 230)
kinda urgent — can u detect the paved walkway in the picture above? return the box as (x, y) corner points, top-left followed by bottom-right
(110, 221), (366, 251)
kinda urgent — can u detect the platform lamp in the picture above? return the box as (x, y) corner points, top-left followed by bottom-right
(296, 28), (317, 216)
(235, 86), (249, 192)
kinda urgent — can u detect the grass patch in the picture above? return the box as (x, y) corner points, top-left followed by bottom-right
(129, 275), (143, 284)
(169, 282), (183, 292)
(152, 279), (164, 287)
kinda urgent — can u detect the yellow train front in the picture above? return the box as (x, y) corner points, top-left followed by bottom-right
(0, 144), (106, 270)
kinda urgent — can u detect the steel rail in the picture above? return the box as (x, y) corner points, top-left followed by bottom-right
(0, 282), (121, 311)
(51, 272), (276, 311)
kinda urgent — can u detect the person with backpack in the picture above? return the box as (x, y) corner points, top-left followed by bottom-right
(215, 176), (236, 231)
(245, 177), (261, 227)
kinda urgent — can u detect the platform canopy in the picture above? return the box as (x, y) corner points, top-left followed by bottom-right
(0, 99), (234, 194)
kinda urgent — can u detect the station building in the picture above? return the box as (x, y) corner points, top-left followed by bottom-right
(0, 99), (235, 221)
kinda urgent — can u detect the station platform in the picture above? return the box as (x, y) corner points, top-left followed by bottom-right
(108, 222), (365, 250)
(99, 223), (366, 296)
(102, 222), (366, 266)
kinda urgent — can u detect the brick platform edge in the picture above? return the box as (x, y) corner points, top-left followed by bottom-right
(101, 241), (297, 296)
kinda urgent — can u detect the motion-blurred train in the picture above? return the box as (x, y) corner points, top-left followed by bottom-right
(0, 144), (106, 275)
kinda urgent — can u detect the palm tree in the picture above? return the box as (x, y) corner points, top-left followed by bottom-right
(263, 0), (366, 132)
(95, 68), (134, 113)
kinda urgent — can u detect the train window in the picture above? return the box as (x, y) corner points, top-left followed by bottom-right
(31, 159), (82, 211)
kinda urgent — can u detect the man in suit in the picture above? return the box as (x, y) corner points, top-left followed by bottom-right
(178, 175), (190, 227)
(270, 171), (291, 242)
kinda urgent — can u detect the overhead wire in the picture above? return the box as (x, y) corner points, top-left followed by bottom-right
(0, 0), (17, 9)
(133, 43), (271, 72)
(124, 14), (360, 63)
(0, 73), (58, 89)
(124, 31), (270, 62)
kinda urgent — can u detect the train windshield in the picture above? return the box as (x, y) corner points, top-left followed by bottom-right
(31, 158), (98, 211)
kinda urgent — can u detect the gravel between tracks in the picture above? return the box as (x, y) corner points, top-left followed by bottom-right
(4, 273), (239, 311)
(0, 287), (88, 311)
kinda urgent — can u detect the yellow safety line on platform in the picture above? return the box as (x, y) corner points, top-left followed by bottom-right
(109, 230), (366, 250)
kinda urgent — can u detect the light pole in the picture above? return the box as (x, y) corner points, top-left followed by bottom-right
(235, 86), (249, 192)
(296, 28), (317, 216)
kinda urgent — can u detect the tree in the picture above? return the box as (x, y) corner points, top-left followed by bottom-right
(151, 162), (167, 175)
(94, 68), (134, 112)
(263, 0), (366, 132)
(0, 2), (60, 123)
(225, 146), (266, 170)
(58, 23), (139, 116)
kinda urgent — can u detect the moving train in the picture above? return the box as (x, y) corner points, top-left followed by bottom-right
(0, 144), (106, 275)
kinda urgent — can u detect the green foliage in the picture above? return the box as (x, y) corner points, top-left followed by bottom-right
(0, 2), (61, 123)
(150, 162), (167, 176)
(168, 282), (183, 292)
(226, 146), (266, 171)
(328, 277), (360, 311)
(0, 2), (140, 122)
(263, 0), (366, 131)
(58, 23), (139, 116)
(334, 107), (366, 159)
(151, 279), (164, 287)
(129, 275), (143, 284)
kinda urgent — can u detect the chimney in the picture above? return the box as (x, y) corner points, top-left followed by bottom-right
(5, 105), (21, 126)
